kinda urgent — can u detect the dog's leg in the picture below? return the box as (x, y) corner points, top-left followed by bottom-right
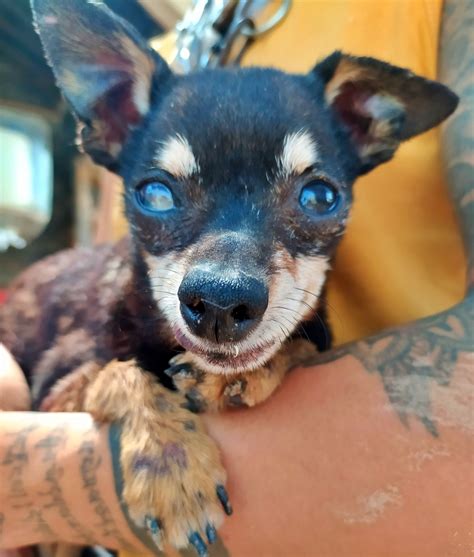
(167, 339), (317, 412)
(40, 360), (230, 553)
(40, 362), (101, 412)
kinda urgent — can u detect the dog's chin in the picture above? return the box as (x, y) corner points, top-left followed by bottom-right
(174, 327), (280, 375)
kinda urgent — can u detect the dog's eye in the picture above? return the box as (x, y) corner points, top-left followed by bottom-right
(136, 182), (175, 212)
(299, 180), (340, 215)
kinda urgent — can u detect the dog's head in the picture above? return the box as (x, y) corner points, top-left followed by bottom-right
(33, 0), (458, 373)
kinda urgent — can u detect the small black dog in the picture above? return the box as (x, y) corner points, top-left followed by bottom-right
(0, 0), (457, 553)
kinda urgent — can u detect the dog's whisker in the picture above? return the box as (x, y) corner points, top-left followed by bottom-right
(286, 297), (315, 313)
(148, 289), (176, 296)
(268, 318), (291, 342)
(294, 286), (320, 301)
(150, 267), (183, 277)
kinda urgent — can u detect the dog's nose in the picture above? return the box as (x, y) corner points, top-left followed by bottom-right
(178, 269), (268, 343)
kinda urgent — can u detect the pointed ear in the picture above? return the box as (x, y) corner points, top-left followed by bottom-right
(31, 0), (171, 171)
(313, 51), (458, 173)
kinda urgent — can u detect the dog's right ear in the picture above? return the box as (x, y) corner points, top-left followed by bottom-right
(312, 51), (458, 174)
(31, 0), (171, 171)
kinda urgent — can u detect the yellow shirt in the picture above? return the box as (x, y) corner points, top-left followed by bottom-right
(240, 0), (465, 343)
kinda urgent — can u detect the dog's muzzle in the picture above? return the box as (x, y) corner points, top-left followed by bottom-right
(178, 267), (268, 344)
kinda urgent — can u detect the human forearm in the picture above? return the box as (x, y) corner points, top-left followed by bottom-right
(206, 350), (473, 556)
(0, 412), (144, 552)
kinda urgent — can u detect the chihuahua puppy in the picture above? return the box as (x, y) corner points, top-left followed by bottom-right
(0, 0), (458, 553)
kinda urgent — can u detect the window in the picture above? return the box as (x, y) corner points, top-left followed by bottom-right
(0, 107), (53, 251)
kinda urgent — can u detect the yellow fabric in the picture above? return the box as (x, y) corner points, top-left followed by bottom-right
(240, 0), (465, 344)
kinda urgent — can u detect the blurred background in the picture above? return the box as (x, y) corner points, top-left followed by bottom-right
(0, 0), (191, 292)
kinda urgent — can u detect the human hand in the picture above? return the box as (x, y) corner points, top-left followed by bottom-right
(0, 344), (30, 411)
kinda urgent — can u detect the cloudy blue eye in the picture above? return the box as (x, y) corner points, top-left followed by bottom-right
(136, 181), (175, 212)
(299, 180), (340, 215)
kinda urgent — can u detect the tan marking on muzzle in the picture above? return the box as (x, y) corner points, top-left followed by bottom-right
(144, 245), (330, 375)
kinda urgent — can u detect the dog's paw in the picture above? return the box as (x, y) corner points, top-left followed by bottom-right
(165, 350), (292, 411)
(165, 352), (226, 412)
(118, 384), (232, 555)
(40, 362), (100, 412)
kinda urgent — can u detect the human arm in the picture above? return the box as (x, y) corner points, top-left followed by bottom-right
(0, 411), (151, 553)
(0, 345), (30, 411)
(0, 346), (147, 551)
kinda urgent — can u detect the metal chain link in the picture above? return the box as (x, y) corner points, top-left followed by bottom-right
(169, 0), (291, 73)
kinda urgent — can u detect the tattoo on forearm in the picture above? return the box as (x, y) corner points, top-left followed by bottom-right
(36, 426), (95, 543)
(1, 423), (135, 548)
(1, 425), (38, 509)
(24, 508), (56, 538)
(1, 425), (57, 540)
(79, 439), (132, 549)
(307, 298), (474, 435)
(308, 301), (474, 435)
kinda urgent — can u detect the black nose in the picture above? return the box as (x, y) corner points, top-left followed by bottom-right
(178, 268), (268, 343)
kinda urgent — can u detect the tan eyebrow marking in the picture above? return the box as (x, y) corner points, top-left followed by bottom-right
(155, 134), (199, 178)
(278, 130), (319, 177)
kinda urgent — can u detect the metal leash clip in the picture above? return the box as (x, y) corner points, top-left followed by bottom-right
(170, 0), (291, 73)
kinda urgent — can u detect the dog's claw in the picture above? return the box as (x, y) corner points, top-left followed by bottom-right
(164, 362), (193, 377)
(184, 390), (206, 413)
(189, 531), (208, 557)
(144, 515), (162, 547)
(216, 484), (233, 515)
(206, 523), (217, 544)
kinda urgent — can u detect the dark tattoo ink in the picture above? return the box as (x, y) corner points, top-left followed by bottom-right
(24, 508), (56, 538)
(306, 300), (474, 435)
(1, 425), (38, 509)
(36, 427), (95, 543)
(79, 439), (131, 549)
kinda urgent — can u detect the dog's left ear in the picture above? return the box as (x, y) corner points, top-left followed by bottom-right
(31, 0), (171, 171)
(313, 51), (458, 173)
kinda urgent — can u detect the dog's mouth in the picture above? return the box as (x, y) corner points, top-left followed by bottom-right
(174, 327), (277, 373)
(149, 248), (331, 374)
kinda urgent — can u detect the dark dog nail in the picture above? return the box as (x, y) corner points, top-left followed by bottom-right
(144, 515), (160, 534)
(206, 523), (217, 544)
(164, 363), (193, 377)
(216, 485), (233, 515)
(189, 531), (208, 557)
(184, 390), (206, 413)
(228, 394), (248, 407)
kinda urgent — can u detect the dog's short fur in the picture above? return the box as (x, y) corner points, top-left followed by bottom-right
(0, 0), (458, 552)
